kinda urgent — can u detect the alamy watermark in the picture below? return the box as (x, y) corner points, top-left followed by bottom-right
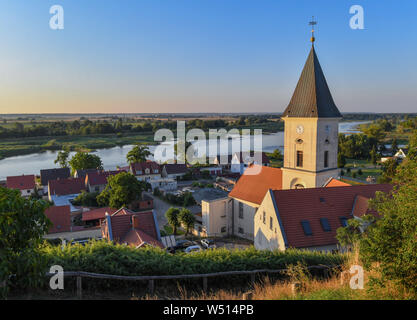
(49, 265), (64, 290)
(153, 121), (263, 175)
(50, 5), (64, 30)
(350, 5), (365, 30)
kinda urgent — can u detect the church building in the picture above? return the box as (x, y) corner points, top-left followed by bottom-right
(281, 40), (342, 189)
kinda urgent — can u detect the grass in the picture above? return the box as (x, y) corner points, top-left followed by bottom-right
(342, 159), (382, 182)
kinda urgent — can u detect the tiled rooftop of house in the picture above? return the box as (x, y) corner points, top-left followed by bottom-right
(229, 165), (282, 205)
(6, 174), (36, 190)
(271, 184), (392, 249)
(44, 205), (71, 234)
(48, 177), (86, 196)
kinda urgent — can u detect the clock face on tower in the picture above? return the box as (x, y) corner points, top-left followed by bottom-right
(296, 125), (304, 134)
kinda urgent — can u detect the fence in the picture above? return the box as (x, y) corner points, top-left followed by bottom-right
(46, 264), (339, 299)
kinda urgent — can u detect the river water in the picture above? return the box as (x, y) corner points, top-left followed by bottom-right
(0, 121), (369, 180)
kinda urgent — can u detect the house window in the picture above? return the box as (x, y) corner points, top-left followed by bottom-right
(238, 227), (244, 234)
(269, 217), (273, 230)
(95, 186), (99, 192)
(221, 226), (226, 233)
(263, 211), (266, 224)
(238, 202), (244, 219)
(301, 220), (313, 236)
(296, 151), (303, 167)
(320, 218), (331, 232)
(324, 151), (329, 168)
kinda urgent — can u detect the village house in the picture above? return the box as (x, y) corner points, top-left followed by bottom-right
(230, 152), (270, 175)
(149, 178), (177, 192)
(6, 174), (36, 197)
(82, 207), (118, 227)
(40, 168), (70, 194)
(85, 170), (122, 193)
(74, 168), (100, 179)
(101, 208), (163, 248)
(202, 165), (282, 240)
(254, 184), (392, 252)
(199, 166), (223, 176)
(44, 205), (72, 234)
(161, 163), (188, 179)
(125, 161), (161, 181)
(48, 177), (86, 212)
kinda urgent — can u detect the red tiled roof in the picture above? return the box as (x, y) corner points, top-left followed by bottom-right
(130, 161), (160, 176)
(49, 177), (86, 196)
(85, 170), (121, 186)
(122, 229), (164, 248)
(324, 177), (351, 187)
(351, 194), (381, 218)
(229, 165), (282, 205)
(82, 207), (118, 222)
(44, 205), (71, 233)
(103, 210), (162, 248)
(271, 184), (392, 249)
(6, 175), (35, 190)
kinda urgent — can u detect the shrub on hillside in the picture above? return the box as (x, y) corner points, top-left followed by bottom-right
(40, 240), (345, 277)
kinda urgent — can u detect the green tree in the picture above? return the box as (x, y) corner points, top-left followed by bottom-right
(68, 151), (103, 175)
(370, 146), (378, 166)
(378, 158), (398, 183)
(72, 190), (99, 207)
(0, 187), (51, 297)
(271, 149), (283, 161)
(126, 145), (151, 164)
(391, 138), (399, 156)
(165, 207), (181, 235)
(97, 172), (145, 208)
(178, 208), (196, 236)
(360, 159), (417, 293)
(337, 153), (346, 168)
(54, 150), (70, 168)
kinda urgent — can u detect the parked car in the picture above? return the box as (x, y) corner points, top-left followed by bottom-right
(200, 239), (216, 249)
(184, 245), (202, 253)
(173, 239), (195, 250)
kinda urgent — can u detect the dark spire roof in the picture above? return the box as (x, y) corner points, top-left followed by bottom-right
(282, 45), (342, 118)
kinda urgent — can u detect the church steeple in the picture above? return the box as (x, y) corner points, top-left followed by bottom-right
(282, 24), (342, 118)
(281, 21), (341, 190)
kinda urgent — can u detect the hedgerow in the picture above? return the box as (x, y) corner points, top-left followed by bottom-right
(40, 240), (345, 276)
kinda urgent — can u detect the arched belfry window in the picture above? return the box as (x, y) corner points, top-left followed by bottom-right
(324, 151), (329, 168)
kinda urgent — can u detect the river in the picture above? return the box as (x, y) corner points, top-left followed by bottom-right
(0, 121), (369, 180)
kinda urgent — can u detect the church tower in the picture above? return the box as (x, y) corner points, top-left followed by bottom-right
(281, 21), (342, 189)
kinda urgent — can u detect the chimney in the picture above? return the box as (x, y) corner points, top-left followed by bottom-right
(132, 215), (140, 229)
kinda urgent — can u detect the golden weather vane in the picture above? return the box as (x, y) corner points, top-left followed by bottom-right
(309, 16), (317, 44)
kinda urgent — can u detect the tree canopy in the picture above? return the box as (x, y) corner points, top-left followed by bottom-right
(178, 208), (196, 236)
(337, 145), (417, 294)
(68, 151), (103, 174)
(97, 172), (146, 208)
(54, 149), (70, 168)
(0, 187), (51, 297)
(126, 145), (151, 164)
(165, 207), (181, 236)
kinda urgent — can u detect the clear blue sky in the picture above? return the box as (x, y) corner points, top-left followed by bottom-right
(0, 0), (416, 113)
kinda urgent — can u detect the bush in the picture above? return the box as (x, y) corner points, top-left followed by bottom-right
(72, 191), (99, 207)
(40, 241), (345, 277)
